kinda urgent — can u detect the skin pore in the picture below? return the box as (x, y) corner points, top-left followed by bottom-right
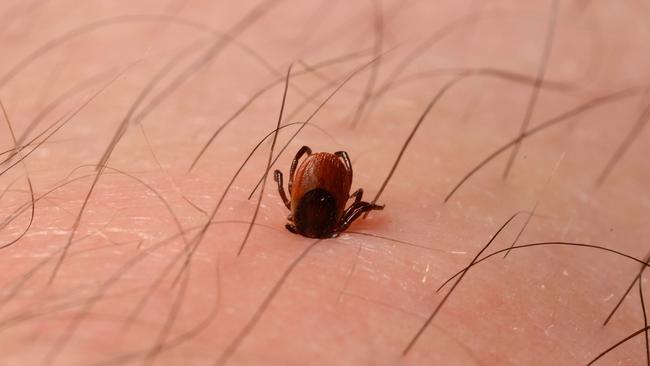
(1, 0), (650, 365)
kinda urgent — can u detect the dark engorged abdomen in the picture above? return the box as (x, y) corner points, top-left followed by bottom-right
(293, 188), (338, 238)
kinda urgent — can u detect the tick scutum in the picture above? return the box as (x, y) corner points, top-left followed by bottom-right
(293, 188), (338, 238)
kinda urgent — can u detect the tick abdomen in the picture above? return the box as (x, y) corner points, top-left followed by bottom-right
(290, 152), (352, 215)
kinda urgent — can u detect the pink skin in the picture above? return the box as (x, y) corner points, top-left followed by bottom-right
(0, 0), (649, 365)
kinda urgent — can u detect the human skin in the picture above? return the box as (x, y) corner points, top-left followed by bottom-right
(1, 0), (649, 365)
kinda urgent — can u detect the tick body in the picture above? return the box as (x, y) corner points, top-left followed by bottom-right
(274, 146), (384, 238)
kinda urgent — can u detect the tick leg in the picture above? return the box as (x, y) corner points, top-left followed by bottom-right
(288, 145), (312, 193)
(348, 188), (364, 204)
(274, 169), (291, 210)
(285, 223), (298, 234)
(334, 201), (385, 236)
(334, 151), (352, 175)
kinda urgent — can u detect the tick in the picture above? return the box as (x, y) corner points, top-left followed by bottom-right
(273, 146), (385, 238)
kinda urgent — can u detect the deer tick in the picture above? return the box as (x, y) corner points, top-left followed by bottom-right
(273, 146), (385, 238)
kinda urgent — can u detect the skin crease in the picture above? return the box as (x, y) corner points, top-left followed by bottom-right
(0, 0), (649, 365)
